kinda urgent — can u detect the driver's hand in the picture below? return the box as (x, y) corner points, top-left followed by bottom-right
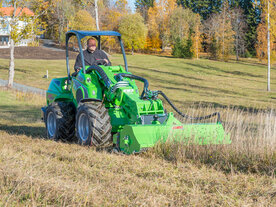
(103, 59), (109, 64)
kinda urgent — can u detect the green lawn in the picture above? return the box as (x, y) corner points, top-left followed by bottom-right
(0, 54), (276, 109)
(0, 89), (44, 138)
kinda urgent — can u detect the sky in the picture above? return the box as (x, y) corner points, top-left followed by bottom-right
(2, 0), (137, 12)
(128, 0), (136, 12)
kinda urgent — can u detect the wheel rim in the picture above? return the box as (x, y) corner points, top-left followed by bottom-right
(47, 111), (56, 137)
(78, 113), (90, 141)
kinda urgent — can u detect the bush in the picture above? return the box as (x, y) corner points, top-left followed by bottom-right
(244, 50), (253, 58)
(172, 38), (183, 58)
(172, 34), (194, 59)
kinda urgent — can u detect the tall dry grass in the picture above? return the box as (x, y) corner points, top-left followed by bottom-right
(149, 106), (276, 176)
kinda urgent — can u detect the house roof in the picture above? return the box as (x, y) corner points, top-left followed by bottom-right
(0, 7), (34, 17)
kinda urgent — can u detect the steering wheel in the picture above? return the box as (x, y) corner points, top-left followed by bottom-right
(95, 59), (108, 66)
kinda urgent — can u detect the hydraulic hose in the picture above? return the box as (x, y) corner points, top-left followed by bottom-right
(114, 73), (220, 122)
(86, 65), (112, 88)
(115, 73), (149, 99)
(157, 91), (221, 123)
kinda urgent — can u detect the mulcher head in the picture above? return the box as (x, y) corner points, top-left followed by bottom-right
(115, 113), (231, 154)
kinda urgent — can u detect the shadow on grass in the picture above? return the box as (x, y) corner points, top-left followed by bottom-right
(0, 104), (41, 123)
(0, 65), (29, 73)
(0, 65), (8, 70)
(133, 69), (245, 97)
(0, 124), (45, 138)
(163, 98), (262, 114)
(129, 65), (202, 81)
(185, 62), (263, 78)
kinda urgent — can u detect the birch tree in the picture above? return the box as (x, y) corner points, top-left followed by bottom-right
(0, 0), (43, 87)
(231, 7), (247, 61)
(258, 0), (276, 91)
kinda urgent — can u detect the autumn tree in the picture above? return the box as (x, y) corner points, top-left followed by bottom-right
(34, 0), (75, 43)
(146, 1), (161, 51)
(256, 0), (276, 62)
(101, 0), (129, 31)
(100, 0), (130, 52)
(193, 14), (202, 59)
(118, 13), (147, 55)
(135, 0), (154, 21)
(70, 10), (96, 31)
(75, 0), (110, 31)
(205, 1), (234, 60)
(148, 0), (177, 50)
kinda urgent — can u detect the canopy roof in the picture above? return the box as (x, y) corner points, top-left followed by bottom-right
(66, 30), (121, 40)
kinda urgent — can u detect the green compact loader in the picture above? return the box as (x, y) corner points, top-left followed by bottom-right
(41, 30), (231, 154)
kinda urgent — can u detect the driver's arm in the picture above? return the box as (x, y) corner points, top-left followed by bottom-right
(100, 50), (111, 66)
(74, 54), (82, 71)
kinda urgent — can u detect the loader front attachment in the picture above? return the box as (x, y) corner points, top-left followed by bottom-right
(115, 113), (231, 154)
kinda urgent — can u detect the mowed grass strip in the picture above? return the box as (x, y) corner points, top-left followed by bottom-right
(1, 54), (276, 109)
(0, 88), (276, 206)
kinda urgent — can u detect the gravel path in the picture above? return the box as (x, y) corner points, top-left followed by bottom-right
(0, 79), (46, 96)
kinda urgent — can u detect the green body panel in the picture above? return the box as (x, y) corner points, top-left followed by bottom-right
(46, 77), (74, 105)
(45, 65), (230, 154)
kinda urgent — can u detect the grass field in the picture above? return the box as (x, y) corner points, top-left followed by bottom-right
(0, 88), (276, 206)
(1, 54), (276, 205)
(1, 54), (276, 109)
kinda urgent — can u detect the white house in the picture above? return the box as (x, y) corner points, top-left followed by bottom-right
(0, 7), (34, 48)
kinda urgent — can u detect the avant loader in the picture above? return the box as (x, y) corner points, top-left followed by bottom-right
(41, 30), (231, 154)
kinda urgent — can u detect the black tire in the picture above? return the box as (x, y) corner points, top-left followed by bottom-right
(45, 102), (76, 141)
(76, 102), (112, 147)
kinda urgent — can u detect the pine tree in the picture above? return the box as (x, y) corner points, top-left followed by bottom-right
(172, 37), (183, 57)
(240, 0), (261, 56)
(177, 0), (222, 20)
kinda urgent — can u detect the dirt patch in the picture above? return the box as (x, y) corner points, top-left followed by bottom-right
(0, 46), (78, 60)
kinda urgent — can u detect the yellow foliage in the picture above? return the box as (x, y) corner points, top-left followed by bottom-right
(146, 2), (161, 50)
(146, 0), (177, 50)
(69, 10), (96, 31)
(256, 22), (276, 62)
(256, 1), (276, 62)
(192, 14), (203, 59)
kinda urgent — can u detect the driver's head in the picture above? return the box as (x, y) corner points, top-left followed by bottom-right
(87, 38), (97, 53)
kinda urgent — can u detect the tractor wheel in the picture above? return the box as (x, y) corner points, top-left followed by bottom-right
(45, 102), (76, 141)
(76, 102), (112, 147)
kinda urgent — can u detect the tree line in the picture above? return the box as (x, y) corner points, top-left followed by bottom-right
(1, 0), (276, 62)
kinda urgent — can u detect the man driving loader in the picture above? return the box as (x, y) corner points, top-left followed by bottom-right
(74, 38), (111, 72)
